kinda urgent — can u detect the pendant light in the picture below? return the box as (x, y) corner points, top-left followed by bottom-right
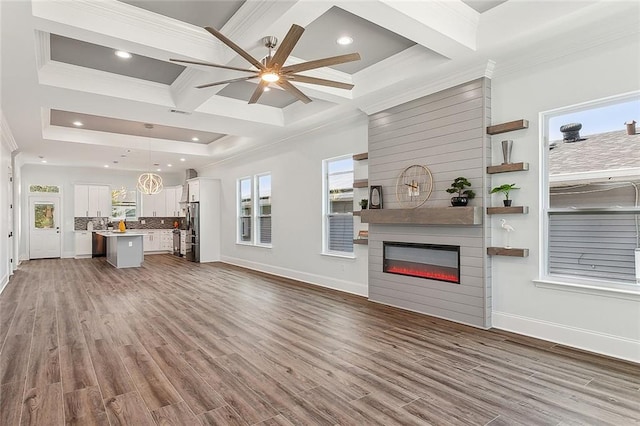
(137, 124), (163, 195)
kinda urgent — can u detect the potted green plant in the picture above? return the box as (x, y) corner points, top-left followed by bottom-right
(490, 183), (519, 206)
(359, 199), (368, 210)
(446, 177), (476, 207)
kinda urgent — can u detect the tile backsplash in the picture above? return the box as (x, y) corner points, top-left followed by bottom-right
(74, 217), (185, 231)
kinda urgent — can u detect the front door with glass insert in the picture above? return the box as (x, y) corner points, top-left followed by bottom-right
(29, 196), (61, 259)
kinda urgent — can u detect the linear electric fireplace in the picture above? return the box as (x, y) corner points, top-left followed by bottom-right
(383, 242), (460, 284)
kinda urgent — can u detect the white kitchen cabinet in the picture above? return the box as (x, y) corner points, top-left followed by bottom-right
(74, 184), (111, 217)
(142, 192), (167, 217)
(143, 230), (161, 252)
(188, 179), (200, 202)
(160, 230), (173, 251)
(163, 187), (183, 217)
(74, 231), (92, 258)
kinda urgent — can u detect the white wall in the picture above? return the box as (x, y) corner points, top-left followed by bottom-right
(490, 33), (640, 362)
(0, 135), (12, 292)
(20, 164), (183, 259)
(199, 112), (369, 296)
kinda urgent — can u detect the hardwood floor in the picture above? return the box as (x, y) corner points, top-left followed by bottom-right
(0, 255), (638, 425)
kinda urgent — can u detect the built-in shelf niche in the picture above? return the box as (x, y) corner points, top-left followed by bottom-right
(486, 206), (529, 215)
(360, 207), (482, 226)
(487, 247), (529, 257)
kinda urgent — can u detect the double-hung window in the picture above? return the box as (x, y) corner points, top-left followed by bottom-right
(323, 156), (354, 255)
(542, 93), (640, 287)
(238, 177), (252, 243)
(237, 173), (272, 246)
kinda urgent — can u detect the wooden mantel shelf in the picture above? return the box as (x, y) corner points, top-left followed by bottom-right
(360, 206), (482, 225)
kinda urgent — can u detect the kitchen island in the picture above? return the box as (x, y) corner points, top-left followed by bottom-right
(95, 231), (145, 268)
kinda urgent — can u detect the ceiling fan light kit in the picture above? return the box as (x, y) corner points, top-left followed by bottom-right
(170, 23), (361, 104)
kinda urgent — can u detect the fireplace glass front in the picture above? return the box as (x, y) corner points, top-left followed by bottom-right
(383, 242), (460, 284)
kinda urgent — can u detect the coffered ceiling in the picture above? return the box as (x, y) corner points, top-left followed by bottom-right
(2, 0), (638, 173)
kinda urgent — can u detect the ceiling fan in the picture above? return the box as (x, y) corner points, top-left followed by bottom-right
(170, 24), (361, 104)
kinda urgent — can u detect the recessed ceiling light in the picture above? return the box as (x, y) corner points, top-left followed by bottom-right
(180, 158), (186, 162)
(336, 36), (353, 45)
(191, 137), (199, 142)
(263, 87), (271, 92)
(41, 160), (47, 163)
(104, 165), (109, 168)
(115, 50), (132, 59)
(73, 121), (83, 127)
(167, 164), (172, 167)
(156, 168), (161, 172)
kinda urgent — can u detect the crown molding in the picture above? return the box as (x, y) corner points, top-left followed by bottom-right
(359, 59), (495, 115)
(1, 112), (19, 152)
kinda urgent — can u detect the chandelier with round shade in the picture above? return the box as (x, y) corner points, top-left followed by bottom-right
(137, 172), (163, 195)
(137, 123), (163, 195)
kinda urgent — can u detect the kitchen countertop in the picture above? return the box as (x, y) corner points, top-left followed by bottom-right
(95, 231), (146, 237)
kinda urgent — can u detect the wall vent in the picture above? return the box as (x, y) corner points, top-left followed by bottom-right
(169, 109), (191, 115)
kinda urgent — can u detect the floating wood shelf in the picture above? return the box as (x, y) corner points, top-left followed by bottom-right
(486, 206), (529, 215)
(353, 239), (369, 245)
(353, 179), (368, 188)
(353, 211), (362, 216)
(360, 207), (482, 225)
(487, 247), (529, 257)
(487, 119), (529, 135)
(487, 162), (529, 174)
(353, 152), (368, 161)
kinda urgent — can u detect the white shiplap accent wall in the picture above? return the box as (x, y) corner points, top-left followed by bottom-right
(368, 78), (491, 328)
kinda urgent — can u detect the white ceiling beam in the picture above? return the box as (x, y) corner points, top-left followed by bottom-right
(337, 0), (478, 59)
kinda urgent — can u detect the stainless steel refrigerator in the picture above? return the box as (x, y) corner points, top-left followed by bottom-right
(186, 202), (200, 262)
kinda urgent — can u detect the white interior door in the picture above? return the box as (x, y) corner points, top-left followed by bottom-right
(29, 196), (61, 259)
(7, 170), (14, 272)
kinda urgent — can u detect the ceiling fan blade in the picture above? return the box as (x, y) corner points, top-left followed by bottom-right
(281, 53), (361, 74)
(248, 80), (270, 104)
(196, 75), (259, 89)
(204, 26), (265, 71)
(169, 59), (257, 73)
(277, 80), (312, 104)
(267, 24), (305, 70)
(285, 74), (354, 90)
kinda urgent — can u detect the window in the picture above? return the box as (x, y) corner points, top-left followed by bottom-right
(257, 174), (272, 245)
(111, 187), (137, 220)
(323, 156), (354, 255)
(238, 178), (252, 243)
(29, 184), (60, 193)
(543, 93), (640, 286)
(237, 174), (272, 246)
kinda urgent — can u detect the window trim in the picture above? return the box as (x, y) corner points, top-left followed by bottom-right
(237, 176), (253, 245)
(236, 173), (272, 248)
(322, 155), (354, 256)
(255, 172), (272, 248)
(539, 91), (640, 291)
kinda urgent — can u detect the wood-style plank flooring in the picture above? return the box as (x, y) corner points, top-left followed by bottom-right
(1, 255), (638, 425)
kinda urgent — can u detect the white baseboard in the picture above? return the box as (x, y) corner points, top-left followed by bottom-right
(492, 311), (640, 363)
(62, 251), (75, 259)
(220, 256), (368, 297)
(0, 273), (8, 295)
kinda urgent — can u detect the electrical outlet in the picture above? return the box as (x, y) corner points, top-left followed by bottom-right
(128, 241), (133, 247)
(161, 220), (164, 224)
(141, 220), (146, 224)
